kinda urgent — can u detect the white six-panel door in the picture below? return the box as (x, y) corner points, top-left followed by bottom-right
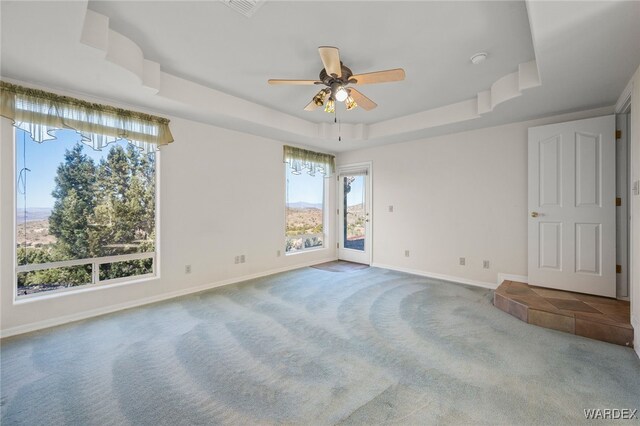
(528, 115), (616, 297)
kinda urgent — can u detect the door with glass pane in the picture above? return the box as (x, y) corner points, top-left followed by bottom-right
(338, 164), (371, 264)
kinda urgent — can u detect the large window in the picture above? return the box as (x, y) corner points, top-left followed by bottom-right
(15, 128), (157, 297)
(2, 81), (171, 299)
(282, 145), (334, 253)
(285, 166), (326, 253)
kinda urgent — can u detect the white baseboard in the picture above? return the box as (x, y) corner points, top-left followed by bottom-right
(0, 256), (337, 339)
(496, 273), (528, 286)
(371, 263), (497, 290)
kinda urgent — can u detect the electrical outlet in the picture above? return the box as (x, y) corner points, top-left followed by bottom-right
(277, 250), (281, 257)
(405, 250), (410, 257)
(185, 265), (192, 274)
(459, 257), (465, 266)
(483, 260), (490, 269)
(234, 256), (240, 264)
(388, 205), (394, 212)
(240, 255), (246, 263)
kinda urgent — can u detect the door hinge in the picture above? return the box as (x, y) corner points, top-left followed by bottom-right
(615, 130), (622, 139)
(337, 209), (339, 215)
(337, 243), (339, 248)
(616, 197), (622, 206)
(616, 264), (622, 274)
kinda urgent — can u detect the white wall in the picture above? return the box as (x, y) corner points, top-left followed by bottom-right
(337, 107), (613, 288)
(0, 93), (336, 337)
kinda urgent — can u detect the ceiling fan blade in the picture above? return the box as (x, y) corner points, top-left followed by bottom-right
(348, 88), (377, 111)
(268, 79), (320, 85)
(304, 99), (320, 111)
(351, 68), (405, 85)
(318, 46), (342, 78)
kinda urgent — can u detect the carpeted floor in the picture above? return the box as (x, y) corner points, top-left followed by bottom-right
(1, 267), (639, 425)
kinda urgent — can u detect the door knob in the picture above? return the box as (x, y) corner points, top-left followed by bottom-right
(531, 212), (539, 218)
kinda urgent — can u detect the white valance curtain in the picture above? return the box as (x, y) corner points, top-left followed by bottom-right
(283, 145), (335, 177)
(0, 81), (173, 154)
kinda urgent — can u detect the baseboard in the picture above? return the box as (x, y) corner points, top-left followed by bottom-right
(496, 273), (528, 285)
(0, 256), (337, 339)
(371, 263), (497, 290)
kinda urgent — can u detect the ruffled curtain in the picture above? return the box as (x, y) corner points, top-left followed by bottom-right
(0, 81), (173, 154)
(283, 145), (335, 177)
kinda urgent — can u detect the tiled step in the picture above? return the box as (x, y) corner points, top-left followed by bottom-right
(494, 281), (633, 347)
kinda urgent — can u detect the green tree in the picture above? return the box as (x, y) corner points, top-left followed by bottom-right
(89, 145), (155, 256)
(89, 144), (156, 279)
(49, 143), (96, 259)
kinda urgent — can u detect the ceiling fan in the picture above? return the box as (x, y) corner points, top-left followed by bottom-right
(268, 46), (405, 113)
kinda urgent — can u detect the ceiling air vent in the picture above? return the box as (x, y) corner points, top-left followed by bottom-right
(221, 0), (266, 18)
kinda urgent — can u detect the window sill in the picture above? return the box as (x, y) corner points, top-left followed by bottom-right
(13, 274), (159, 305)
(285, 246), (327, 257)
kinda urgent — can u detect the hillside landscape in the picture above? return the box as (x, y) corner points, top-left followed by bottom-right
(17, 218), (55, 248)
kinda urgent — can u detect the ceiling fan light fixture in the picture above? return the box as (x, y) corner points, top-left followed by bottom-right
(312, 89), (328, 106)
(345, 96), (357, 110)
(335, 86), (348, 102)
(324, 99), (335, 113)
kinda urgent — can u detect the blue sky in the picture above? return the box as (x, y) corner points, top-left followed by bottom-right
(285, 166), (325, 205)
(15, 128), (131, 209)
(345, 176), (364, 207)
(284, 167), (364, 207)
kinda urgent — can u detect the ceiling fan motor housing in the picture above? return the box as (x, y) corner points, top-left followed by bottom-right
(319, 63), (354, 86)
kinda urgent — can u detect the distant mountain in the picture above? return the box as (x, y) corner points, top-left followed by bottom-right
(287, 202), (323, 209)
(16, 208), (52, 222)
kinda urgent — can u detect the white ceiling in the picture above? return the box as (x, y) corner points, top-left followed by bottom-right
(1, 1), (639, 153)
(87, 0), (535, 125)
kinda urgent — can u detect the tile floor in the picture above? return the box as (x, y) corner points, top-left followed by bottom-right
(494, 281), (633, 347)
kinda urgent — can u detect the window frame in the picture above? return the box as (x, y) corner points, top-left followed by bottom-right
(283, 163), (329, 255)
(12, 127), (161, 303)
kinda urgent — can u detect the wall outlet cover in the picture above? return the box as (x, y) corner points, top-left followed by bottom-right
(459, 257), (465, 266)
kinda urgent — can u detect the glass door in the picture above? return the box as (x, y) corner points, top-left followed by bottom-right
(338, 165), (371, 264)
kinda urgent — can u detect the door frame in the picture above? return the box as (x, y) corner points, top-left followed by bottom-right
(336, 162), (373, 265)
(615, 79), (636, 352)
(615, 112), (631, 300)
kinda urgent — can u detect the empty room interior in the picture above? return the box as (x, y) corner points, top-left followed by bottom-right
(1, 0), (640, 424)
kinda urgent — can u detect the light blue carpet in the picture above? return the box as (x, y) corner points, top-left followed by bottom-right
(1, 266), (639, 425)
